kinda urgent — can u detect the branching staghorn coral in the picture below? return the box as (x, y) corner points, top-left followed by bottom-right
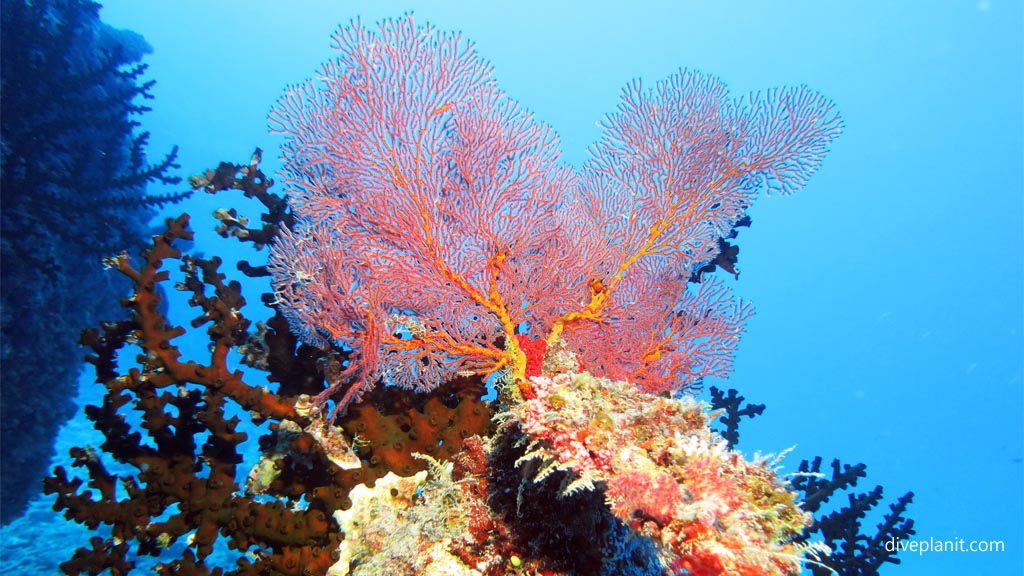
(45, 161), (494, 575)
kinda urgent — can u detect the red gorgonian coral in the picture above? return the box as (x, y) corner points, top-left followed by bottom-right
(267, 15), (842, 413)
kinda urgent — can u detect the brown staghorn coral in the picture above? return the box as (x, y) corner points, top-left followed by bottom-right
(45, 215), (340, 575)
(45, 152), (496, 575)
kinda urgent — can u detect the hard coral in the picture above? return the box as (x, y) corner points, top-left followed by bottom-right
(46, 155), (499, 575)
(327, 452), (523, 576)
(339, 376), (494, 479)
(45, 215), (342, 575)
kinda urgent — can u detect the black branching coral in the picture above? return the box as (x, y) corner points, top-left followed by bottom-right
(792, 457), (917, 576)
(708, 384), (765, 448)
(0, 0), (185, 523)
(710, 388), (917, 576)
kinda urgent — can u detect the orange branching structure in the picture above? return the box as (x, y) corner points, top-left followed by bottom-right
(45, 216), (341, 575)
(107, 215), (298, 421)
(45, 206), (495, 575)
(268, 15), (842, 413)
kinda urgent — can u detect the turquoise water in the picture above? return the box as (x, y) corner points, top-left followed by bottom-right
(1, 1), (1021, 574)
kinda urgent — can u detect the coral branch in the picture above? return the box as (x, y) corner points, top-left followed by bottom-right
(192, 148), (292, 262)
(793, 457), (915, 576)
(709, 385), (766, 448)
(108, 215), (297, 420)
(48, 210), (495, 574)
(792, 456), (868, 514)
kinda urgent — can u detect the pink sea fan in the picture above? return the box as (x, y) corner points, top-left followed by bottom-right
(268, 15), (579, 409)
(554, 74), (842, 392)
(267, 15), (842, 412)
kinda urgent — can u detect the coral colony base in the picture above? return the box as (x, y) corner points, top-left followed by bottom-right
(43, 14), (915, 576)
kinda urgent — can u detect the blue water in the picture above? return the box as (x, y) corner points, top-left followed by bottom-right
(2, 1), (1021, 574)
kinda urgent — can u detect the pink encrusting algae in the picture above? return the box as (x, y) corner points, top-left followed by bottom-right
(512, 370), (815, 575)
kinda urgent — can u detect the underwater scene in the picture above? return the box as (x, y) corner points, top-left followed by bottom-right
(0, 1), (1021, 574)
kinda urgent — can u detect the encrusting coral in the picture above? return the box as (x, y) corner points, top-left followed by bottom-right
(510, 371), (813, 575)
(324, 368), (819, 575)
(42, 13), (915, 576)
